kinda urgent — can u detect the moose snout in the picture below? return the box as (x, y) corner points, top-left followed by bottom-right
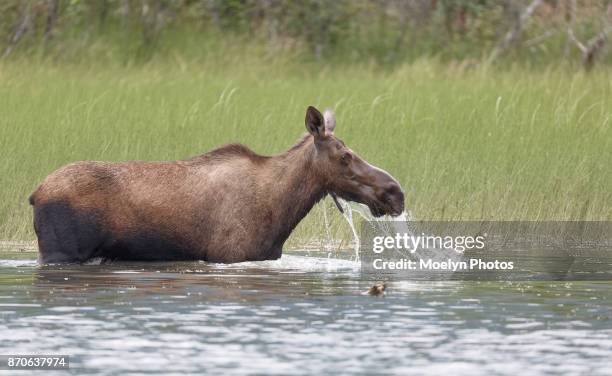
(381, 182), (405, 216)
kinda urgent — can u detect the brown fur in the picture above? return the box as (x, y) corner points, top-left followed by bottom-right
(30, 107), (404, 263)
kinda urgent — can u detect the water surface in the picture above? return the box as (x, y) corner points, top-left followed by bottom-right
(0, 250), (611, 375)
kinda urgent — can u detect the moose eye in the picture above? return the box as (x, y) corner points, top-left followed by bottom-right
(340, 152), (352, 165)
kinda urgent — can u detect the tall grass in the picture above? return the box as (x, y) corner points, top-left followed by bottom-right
(0, 59), (610, 246)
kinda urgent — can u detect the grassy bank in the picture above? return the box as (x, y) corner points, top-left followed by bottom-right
(0, 59), (610, 246)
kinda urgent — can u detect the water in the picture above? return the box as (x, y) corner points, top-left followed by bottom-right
(333, 198), (414, 261)
(335, 200), (463, 269)
(1, 250), (612, 375)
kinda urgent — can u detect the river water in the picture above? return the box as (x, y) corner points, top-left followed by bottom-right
(0, 250), (611, 375)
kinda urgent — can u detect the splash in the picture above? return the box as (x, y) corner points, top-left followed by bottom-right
(0, 259), (38, 267)
(334, 197), (413, 262)
(330, 198), (463, 271)
(230, 254), (360, 273)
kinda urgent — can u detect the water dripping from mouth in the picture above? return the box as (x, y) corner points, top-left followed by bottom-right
(327, 198), (464, 275)
(333, 197), (412, 262)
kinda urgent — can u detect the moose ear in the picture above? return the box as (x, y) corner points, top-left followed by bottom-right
(305, 106), (326, 138)
(324, 108), (336, 132)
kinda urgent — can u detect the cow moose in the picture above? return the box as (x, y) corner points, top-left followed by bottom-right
(30, 106), (404, 263)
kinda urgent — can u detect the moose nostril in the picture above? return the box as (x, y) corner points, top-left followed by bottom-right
(385, 184), (401, 197)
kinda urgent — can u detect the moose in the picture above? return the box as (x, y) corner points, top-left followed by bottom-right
(30, 106), (405, 264)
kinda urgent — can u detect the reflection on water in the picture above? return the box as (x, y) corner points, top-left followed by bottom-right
(1, 250), (611, 375)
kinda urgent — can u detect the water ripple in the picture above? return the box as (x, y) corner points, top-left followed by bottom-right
(0, 253), (611, 375)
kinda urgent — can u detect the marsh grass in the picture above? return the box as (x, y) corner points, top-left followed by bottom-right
(0, 59), (610, 247)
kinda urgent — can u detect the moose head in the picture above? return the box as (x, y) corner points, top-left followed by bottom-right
(304, 106), (405, 217)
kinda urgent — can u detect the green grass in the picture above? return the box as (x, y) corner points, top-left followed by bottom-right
(0, 58), (610, 247)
